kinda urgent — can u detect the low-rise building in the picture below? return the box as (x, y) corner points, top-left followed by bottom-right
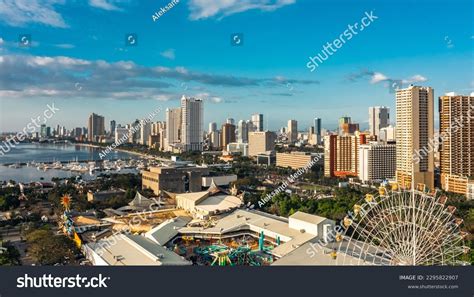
(87, 189), (126, 202)
(276, 152), (323, 169)
(141, 166), (210, 195)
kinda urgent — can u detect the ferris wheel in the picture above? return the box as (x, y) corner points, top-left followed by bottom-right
(333, 188), (470, 266)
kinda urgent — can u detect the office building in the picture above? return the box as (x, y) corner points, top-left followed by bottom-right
(248, 131), (276, 157)
(165, 108), (182, 151)
(395, 85), (434, 189)
(140, 120), (152, 145)
(141, 166), (210, 195)
(324, 133), (366, 177)
(439, 94), (474, 198)
(237, 120), (249, 143)
(115, 127), (129, 143)
(368, 106), (390, 137)
(87, 113), (105, 142)
(227, 142), (249, 156)
(338, 116), (359, 135)
(287, 120), (298, 142)
(221, 123), (236, 150)
(209, 131), (221, 150)
(181, 96), (203, 151)
(314, 117), (322, 144)
(358, 142), (396, 182)
(110, 120), (116, 136)
(208, 122), (217, 133)
(379, 125), (396, 143)
(251, 114), (264, 132)
(276, 152), (322, 170)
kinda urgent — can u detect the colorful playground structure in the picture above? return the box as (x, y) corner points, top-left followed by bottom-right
(170, 231), (276, 266)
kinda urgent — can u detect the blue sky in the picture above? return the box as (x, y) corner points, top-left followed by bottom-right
(0, 0), (473, 132)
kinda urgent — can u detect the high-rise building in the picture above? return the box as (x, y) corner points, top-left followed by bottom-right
(165, 108), (182, 151)
(110, 120), (116, 136)
(287, 120), (298, 142)
(40, 124), (47, 138)
(324, 133), (367, 177)
(314, 117), (322, 144)
(338, 116), (359, 135)
(87, 113), (105, 142)
(73, 127), (82, 138)
(140, 120), (152, 146)
(208, 122), (217, 134)
(359, 142), (396, 182)
(439, 94), (474, 198)
(221, 123), (236, 150)
(115, 127), (129, 143)
(226, 118), (235, 125)
(209, 131), (221, 150)
(181, 96), (203, 151)
(395, 85), (434, 189)
(237, 120), (249, 143)
(379, 125), (396, 143)
(248, 131), (276, 156)
(251, 114), (264, 132)
(368, 106), (390, 137)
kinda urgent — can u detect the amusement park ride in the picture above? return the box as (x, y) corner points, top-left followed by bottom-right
(173, 231), (276, 266)
(59, 194), (82, 249)
(333, 183), (470, 266)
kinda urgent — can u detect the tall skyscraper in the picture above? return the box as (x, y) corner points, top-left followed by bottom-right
(226, 118), (235, 125)
(368, 106), (390, 137)
(208, 122), (217, 133)
(110, 120), (116, 136)
(237, 120), (249, 143)
(140, 120), (152, 145)
(439, 94), (474, 198)
(40, 124), (47, 138)
(396, 85), (434, 189)
(248, 131), (276, 156)
(87, 113), (105, 142)
(165, 108), (182, 150)
(209, 131), (221, 150)
(287, 120), (298, 142)
(251, 114), (263, 132)
(221, 123), (236, 150)
(181, 96), (203, 151)
(314, 117), (322, 144)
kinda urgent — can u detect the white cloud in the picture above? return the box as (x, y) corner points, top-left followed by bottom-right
(370, 72), (388, 84)
(88, 0), (122, 11)
(160, 49), (175, 60)
(402, 74), (427, 84)
(188, 0), (295, 20)
(0, 0), (68, 28)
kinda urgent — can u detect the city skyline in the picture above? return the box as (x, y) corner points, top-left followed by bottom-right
(0, 0), (473, 132)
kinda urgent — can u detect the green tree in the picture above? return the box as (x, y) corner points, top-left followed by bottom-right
(26, 230), (78, 265)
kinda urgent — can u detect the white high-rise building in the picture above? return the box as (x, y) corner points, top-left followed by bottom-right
(181, 96), (203, 151)
(396, 85), (434, 189)
(379, 125), (396, 143)
(140, 120), (152, 145)
(359, 142), (396, 182)
(369, 106), (390, 137)
(165, 108), (182, 151)
(251, 114), (263, 132)
(287, 120), (298, 142)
